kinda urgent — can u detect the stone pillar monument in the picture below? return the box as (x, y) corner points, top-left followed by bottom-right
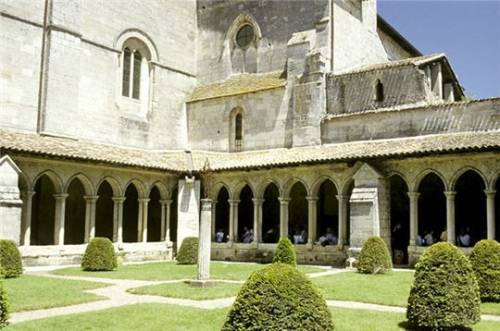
(197, 198), (212, 281)
(0, 155), (23, 244)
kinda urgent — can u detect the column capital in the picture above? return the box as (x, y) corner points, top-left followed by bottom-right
(407, 191), (420, 199)
(335, 194), (349, 201)
(159, 199), (173, 205)
(22, 190), (36, 197)
(306, 196), (319, 202)
(138, 198), (150, 203)
(228, 199), (241, 204)
(252, 198), (265, 204)
(444, 191), (456, 199)
(53, 193), (69, 200)
(484, 189), (496, 197)
(83, 195), (99, 201)
(112, 196), (126, 203)
(278, 197), (291, 204)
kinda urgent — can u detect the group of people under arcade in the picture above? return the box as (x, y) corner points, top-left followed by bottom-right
(414, 227), (474, 248)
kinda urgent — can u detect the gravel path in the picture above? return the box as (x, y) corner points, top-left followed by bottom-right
(9, 271), (500, 325)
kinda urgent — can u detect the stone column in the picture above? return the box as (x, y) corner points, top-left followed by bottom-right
(279, 197), (290, 238)
(407, 192), (420, 246)
(84, 195), (98, 242)
(53, 193), (69, 245)
(198, 198), (212, 281)
(211, 201), (217, 241)
(485, 189), (496, 240)
(306, 196), (318, 244)
(444, 191), (456, 243)
(139, 198), (150, 242)
(228, 199), (240, 243)
(112, 196), (125, 243)
(159, 199), (172, 241)
(22, 190), (35, 246)
(336, 194), (348, 246)
(252, 198), (264, 243)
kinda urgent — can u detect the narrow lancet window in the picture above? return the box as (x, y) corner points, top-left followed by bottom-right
(235, 113), (243, 152)
(375, 79), (384, 102)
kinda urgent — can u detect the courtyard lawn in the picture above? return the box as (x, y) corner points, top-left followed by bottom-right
(128, 281), (242, 300)
(313, 270), (500, 316)
(52, 261), (324, 281)
(6, 304), (500, 331)
(3, 275), (107, 312)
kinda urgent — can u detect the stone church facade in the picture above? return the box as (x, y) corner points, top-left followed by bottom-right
(0, 0), (498, 266)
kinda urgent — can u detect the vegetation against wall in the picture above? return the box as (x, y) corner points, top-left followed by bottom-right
(176, 237), (199, 265)
(356, 236), (392, 274)
(81, 237), (117, 271)
(470, 239), (500, 302)
(0, 240), (23, 278)
(272, 237), (297, 266)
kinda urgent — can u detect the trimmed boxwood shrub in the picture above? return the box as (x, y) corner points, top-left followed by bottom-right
(81, 237), (117, 271)
(222, 263), (333, 331)
(407, 242), (480, 330)
(470, 239), (500, 302)
(0, 283), (8, 328)
(272, 237), (297, 266)
(176, 237), (198, 265)
(0, 240), (23, 278)
(356, 236), (392, 274)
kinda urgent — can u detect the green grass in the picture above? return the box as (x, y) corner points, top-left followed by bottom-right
(129, 281), (242, 300)
(2, 275), (107, 312)
(313, 271), (500, 315)
(53, 261), (323, 281)
(6, 304), (500, 331)
(313, 271), (413, 307)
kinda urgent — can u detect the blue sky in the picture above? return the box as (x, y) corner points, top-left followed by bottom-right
(378, 0), (500, 99)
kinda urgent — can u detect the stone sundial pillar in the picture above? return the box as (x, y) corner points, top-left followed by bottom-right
(197, 198), (212, 281)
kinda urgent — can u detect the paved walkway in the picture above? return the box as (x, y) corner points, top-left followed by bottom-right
(9, 270), (500, 324)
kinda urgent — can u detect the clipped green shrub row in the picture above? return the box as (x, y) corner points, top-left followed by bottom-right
(407, 242), (480, 330)
(0, 283), (8, 329)
(81, 237), (117, 271)
(470, 239), (500, 302)
(222, 263), (333, 331)
(0, 240), (22, 278)
(176, 237), (198, 265)
(272, 237), (297, 266)
(357, 236), (392, 274)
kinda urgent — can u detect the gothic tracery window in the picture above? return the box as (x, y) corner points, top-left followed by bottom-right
(121, 38), (150, 100)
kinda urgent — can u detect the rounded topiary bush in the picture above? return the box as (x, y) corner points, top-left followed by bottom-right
(176, 237), (198, 265)
(272, 237), (297, 266)
(356, 236), (392, 274)
(222, 263), (333, 331)
(81, 237), (117, 271)
(470, 239), (500, 302)
(0, 283), (8, 328)
(407, 242), (480, 330)
(0, 240), (22, 278)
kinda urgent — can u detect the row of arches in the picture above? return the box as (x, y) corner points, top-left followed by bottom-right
(212, 170), (499, 263)
(27, 174), (178, 246)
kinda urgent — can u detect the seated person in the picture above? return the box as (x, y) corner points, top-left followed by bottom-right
(215, 229), (225, 243)
(423, 230), (435, 246)
(317, 228), (337, 246)
(241, 227), (254, 243)
(457, 228), (471, 247)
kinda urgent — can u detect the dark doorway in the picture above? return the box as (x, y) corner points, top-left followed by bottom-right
(317, 180), (339, 242)
(262, 183), (279, 243)
(95, 181), (114, 240)
(238, 185), (254, 242)
(31, 175), (56, 245)
(214, 187), (230, 242)
(418, 173), (446, 246)
(123, 184), (139, 242)
(147, 186), (162, 242)
(390, 175), (410, 264)
(64, 179), (86, 244)
(288, 182), (307, 244)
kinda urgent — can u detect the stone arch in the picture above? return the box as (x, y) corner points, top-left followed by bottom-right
(32, 170), (63, 193)
(238, 184), (254, 243)
(123, 182), (140, 242)
(147, 181), (169, 200)
(233, 180), (256, 199)
(316, 179), (339, 244)
(225, 13), (263, 49)
(262, 182), (280, 243)
(211, 181), (232, 200)
(64, 173), (94, 196)
(95, 180), (114, 241)
(450, 167), (488, 191)
(417, 172), (446, 244)
(147, 186), (162, 242)
(283, 177), (310, 198)
(455, 170), (487, 246)
(389, 174), (410, 264)
(214, 186), (230, 242)
(413, 169), (448, 192)
(64, 177), (86, 244)
(256, 179), (281, 199)
(31, 174), (57, 245)
(115, 29), (159, 62)
(96, 176), (122, 197)
(124, 179), (147, 198)
(288, 181), (308, 244)
(311, 175), (340, 197)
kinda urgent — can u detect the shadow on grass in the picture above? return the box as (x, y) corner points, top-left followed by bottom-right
(398, 321), (473, 331)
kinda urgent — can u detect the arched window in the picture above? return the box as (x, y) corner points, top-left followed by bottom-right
(374, 79), (384, 102)
(120, 38), (151, 101)
(235, 113), (243, 151)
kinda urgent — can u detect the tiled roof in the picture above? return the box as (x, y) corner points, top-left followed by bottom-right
(1, 129), (498, 172)
(188, 71), (286, 102)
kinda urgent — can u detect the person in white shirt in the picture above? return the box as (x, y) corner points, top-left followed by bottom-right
(215, 229), (225, 243)
(457, 227), (471, 247)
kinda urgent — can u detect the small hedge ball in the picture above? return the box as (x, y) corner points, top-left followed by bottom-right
(0, 240), (23, 278)
(470, 239), (500, 302)
(407, 242), (480, 330)
(81, 237), (117, 271)
(356, 236), (392, 274)
(272, 237), (297, 266)
(222, 263), (333, 331)
(0, 283), (8, 328)
(176, 237), (198, 265)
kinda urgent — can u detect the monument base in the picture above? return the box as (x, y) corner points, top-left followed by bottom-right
(184, 280), (217, 288)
